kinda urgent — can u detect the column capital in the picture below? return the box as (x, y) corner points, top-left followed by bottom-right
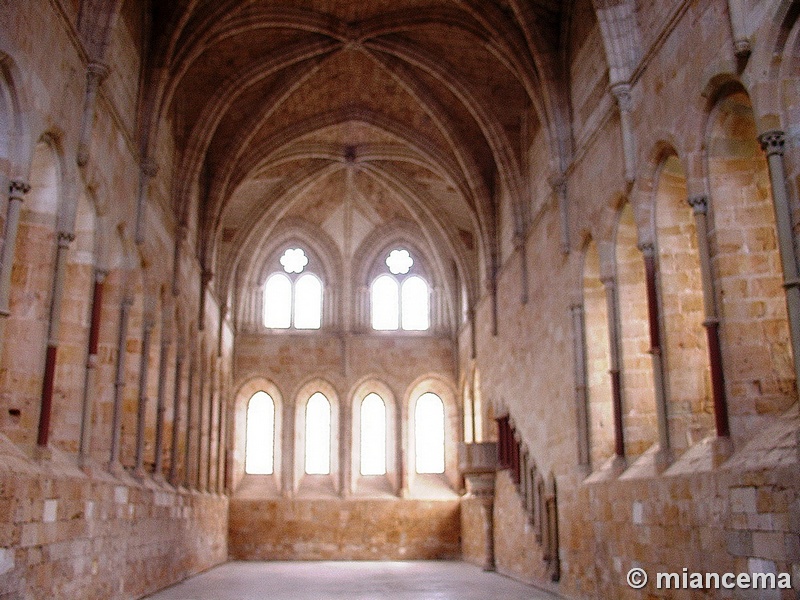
(87, 61), (110, 82)
(57, 231), (76, 247)
(548, 173), (566, 194)
(140, 158), (159, 178)
(600, 274), (616, 288)
(9, 180), (30, 197)
(759, 130), (785, 157)
(94, 269), (109, 284)
(687, 195), (708, 215)
(638, 242), (656, 257)
(610, 82), (633, 112)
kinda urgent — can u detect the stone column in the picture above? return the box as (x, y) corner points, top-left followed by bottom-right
(398, 399), (408, 498)
(153, 324), (171, 480)
(205, 359), (216, 492)
(134, 317), (155, 476)
(570, 303), (590, 470)
(727, 0), (751, 58)
(196, 350), (206, 490)
(640, 243), (671, 469)
(79, 269), (107, 467)
(109, 296), (133, 471)
(282, 399), (295, 496)
(687, 196), (731, 443)
(601, 275), (626, 464)
(611, 83), (636, 183)
(168, 349), (184, 485)
(183, 351), (196, 489)
(37, 231), (75, 448)
(76, 62), (110, 167)
(0, 180), (30, 316)
(339, 398), (351, 497)
(550, 175), (570, 255)
(134, 159), (158, 245)
(759, 131), (800, 389)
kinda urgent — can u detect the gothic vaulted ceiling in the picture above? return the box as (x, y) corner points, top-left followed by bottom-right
(136, 0), (572, 308)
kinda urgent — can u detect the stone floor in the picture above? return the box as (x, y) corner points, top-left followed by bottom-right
(144, 561), (563, 599)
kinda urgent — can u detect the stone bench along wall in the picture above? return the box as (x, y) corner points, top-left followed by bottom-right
(0, 440), (228, 600)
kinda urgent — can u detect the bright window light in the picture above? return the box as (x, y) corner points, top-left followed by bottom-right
(360, 393), (387, 475)
(371, 275), (399, 330)
(280, 248), (308, 274)
(415, 392), (445, 474)
(245, 392), (274, 475)
(386, 249), (413, 275)
(294, 273), (322, 329)
(401, 276), (429, 331)
(305, 392), (331, 475)
(264, 273), (292, 328)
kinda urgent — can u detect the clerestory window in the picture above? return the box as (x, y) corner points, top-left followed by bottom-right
(414, 392), (445, 474)
(245, 391), (275, 475)
(263, 248), (322, 330)
(371, 249), (429, 331)
(359, 393), (387, 475)
(304, 392), (331, 475)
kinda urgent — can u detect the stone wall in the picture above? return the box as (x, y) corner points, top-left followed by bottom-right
(229, 497), (460, 561)
(0, 437), (228, 600)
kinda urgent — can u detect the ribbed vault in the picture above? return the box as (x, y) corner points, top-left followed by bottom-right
(137, 0), (571, 316)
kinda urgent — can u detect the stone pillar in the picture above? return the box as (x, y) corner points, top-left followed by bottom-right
(759, 131), (800, 389)
(570, 303), (590, 470)
(466, 474), (496, 572)
(282, 398), (295, 496)
(601, 275), (626, 463)
(168, 349), (185, 485)
(205, 359), (216, 492)
(109, 296), (133, 471)
(687, 196), (731, 444)
(134, 317), (155, 476)
(196, 350), (206, 490)
(153, 324), (171, 480)
(79, 269), (107, 467)
(339, 397), (351, 497)
(640, 243), (672, 469)
(611, 83), (636, 183)
(550, 175), (570, 255)
(727, 0), (751, 58)
(183, 351), (196, 488)
(0, 180), (30, 316)
(37, 231), (75, 448)
(134, 159), (158, 245)
(76, 62), (110, 167)
(398, 399), (408, 498)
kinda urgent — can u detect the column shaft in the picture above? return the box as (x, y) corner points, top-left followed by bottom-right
(37, 232), (74, 447)
(79, 270), (106, 465)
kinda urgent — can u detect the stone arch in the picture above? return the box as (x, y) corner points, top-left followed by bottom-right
(0, 137), (61, 448)
(349, 377), (398, 495)
(614, 202), (658, 460)
(704, 85), (796, 441)
(0, 52), (33, 183)
(237, 218), (341, 332)
(231, 376), (283, 494)
(581, 237), (614, 469)
(292, 377), (340, 495)
(404, 374), (459, 492)
(50, 189), (98, 453)
(651, 149), (715, 451)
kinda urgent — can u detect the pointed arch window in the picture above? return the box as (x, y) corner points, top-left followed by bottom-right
(263, 248), (323, 330)
(414, 392), (445, 474)
(305, 392), (331, 475)
(360, 393), (387, 475)
(245, 392), (275, 475)
(371, 248), (429, 331)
